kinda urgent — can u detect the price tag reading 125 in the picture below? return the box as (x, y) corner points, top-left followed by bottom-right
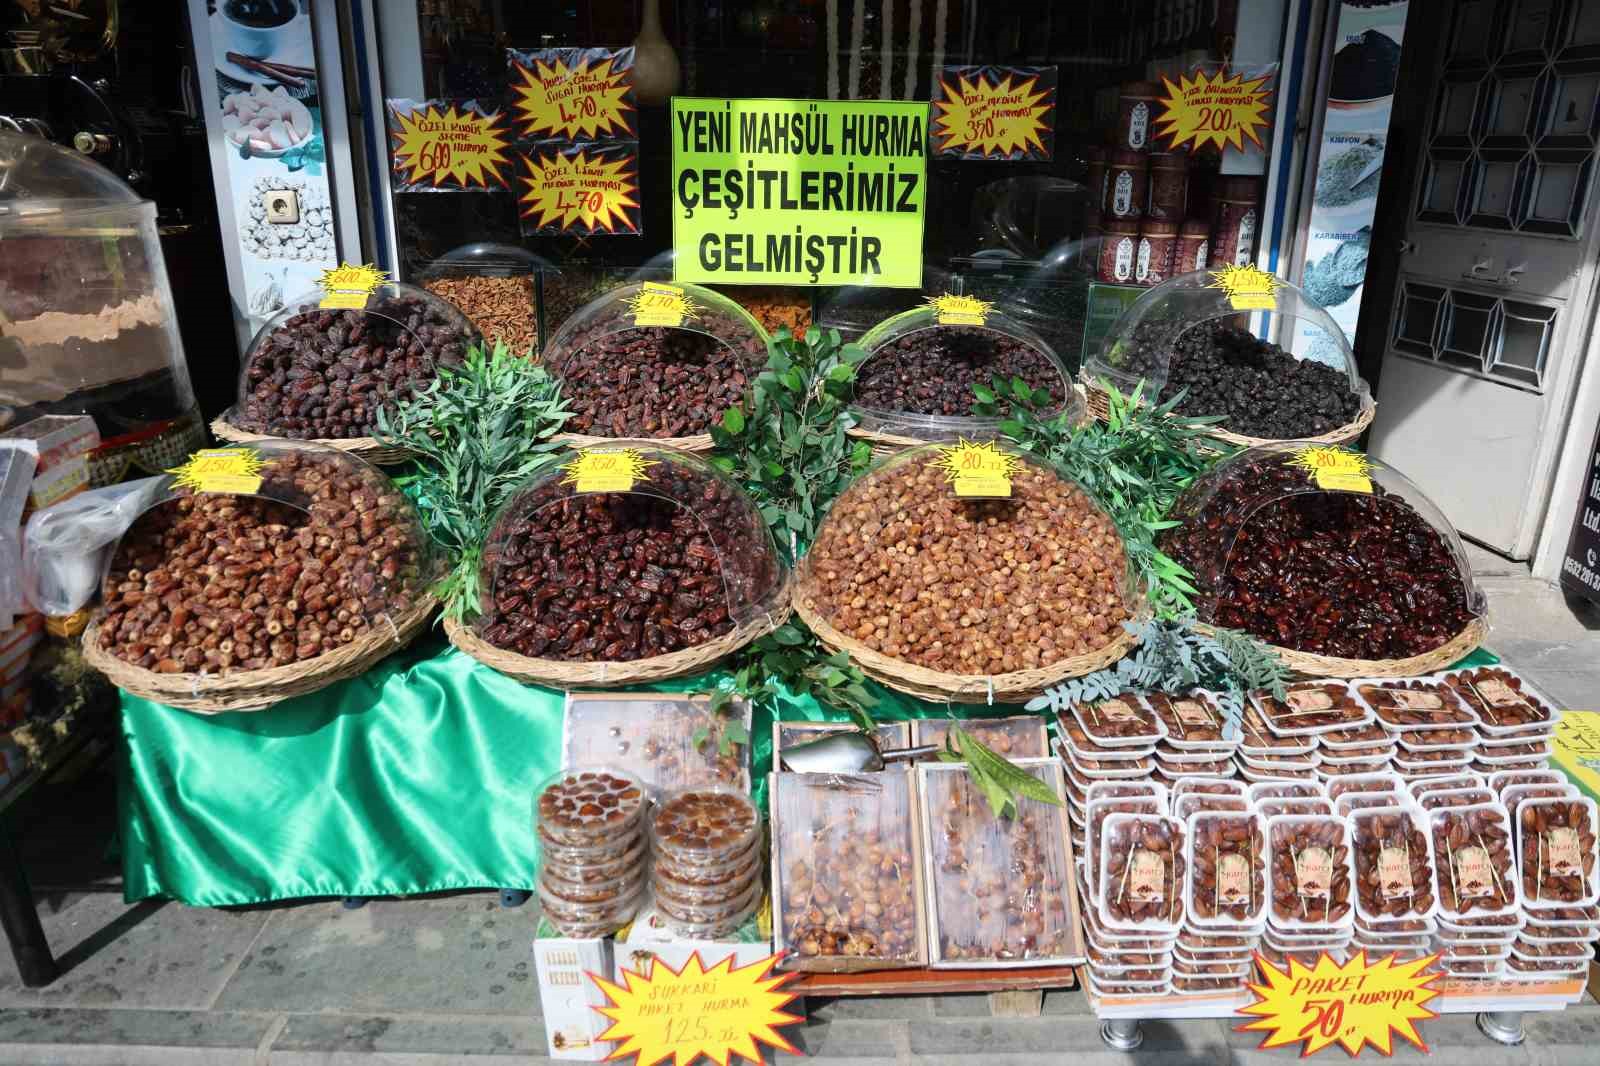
(561, 448), (657, 493)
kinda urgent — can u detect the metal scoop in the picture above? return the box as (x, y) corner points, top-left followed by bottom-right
(777, 730), (939, 773)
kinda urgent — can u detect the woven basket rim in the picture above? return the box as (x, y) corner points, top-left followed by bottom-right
(792, 579), (1141, 703)
(82, 592), (439, 713)
(553, 430), (714, 453)
(1078, 376), (1376, 449)
(211, 411), (414, 465)
(845, 384), (1095, 452)
(443, 581), (792, 688)
(1195, 616), (1489, 680)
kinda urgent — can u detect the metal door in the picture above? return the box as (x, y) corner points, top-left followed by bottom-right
(1367, 0), (1600, 556)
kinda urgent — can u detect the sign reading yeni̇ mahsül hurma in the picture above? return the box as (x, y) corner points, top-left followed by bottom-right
(671, 98), (927, 287)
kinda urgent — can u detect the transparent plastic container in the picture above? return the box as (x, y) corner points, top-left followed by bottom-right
(812, 265), (955, 341)
(1174, 793), (1251, 820)
(654, 850), (761, 907)
(1066, 749), (1155, 779)
(1084, 794), (1166, 902)
(1085, 270), (1370, 440)
(656, 874), (764, 934)
(1237, 706), (1317, 756)
(1318, 721), (1393, 749)
(1394, 728), (1477, 752)
(1335, 793), (1405, 819)
(542, 281), (768, 441)
(1517, 796), (1599, 910)
(1253, 682), (1373, 735)
(537, 879), (644, 935)
(1353, 678), (1478, 730)
(649, 785), (761, 868)
(1170, 779), (1245, 802)
(1248, 781), (1326, 804)
(1265, 815), (1354, 930)
(233, 281), (479, 439)
(0, 131), (202, 467)
(1242, 754), (1317, 775)
(1351, 807), (1439, 924)
(1413, 773), (1487, 798)
(540, 864), (648, 907)
(1069, 696), (1167, 747)
(1491, 770), (1567, 795)
(1440, 666), (1559, 731)
(654, 837), (762, 890)
(915, 716), (1049, 758)
(96, 441), (437, 676)
(1161, 445), (1486, 660)
(1324, 772), (1403, 801)
(1419, 788), (1498, 811)
(849, 304), (1080, 443)
(1143, 692), (1233, 747)
(1501, 784), (1579, 827)
(535, 767), (647, 850)
(1427, 802), (1520, 919)
(474, 444), (786, 663)
(1059, 719), (1157, 759)
(1098, 813), (1185, 934)
(1185, 811), (1267, 928)
(1258, 798), (1335, 818)
(416, 241), (552, 355)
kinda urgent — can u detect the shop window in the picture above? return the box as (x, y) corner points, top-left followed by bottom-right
(1523, 152), (1593, 234)
(1563, 1), (1600, 57)
(1468, 155), (1522, 227)
(1435, 79), (1482, 143)
(1421, 154), (1469, 223)
(1484, 75), (1539, 141)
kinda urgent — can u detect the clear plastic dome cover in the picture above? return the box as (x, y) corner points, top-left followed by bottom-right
(956, 237), (1097, 375)
(850, 303), (1081, 441)
(233, 281), (480, 439)
(813, 263), (954, 339)
(1161, 444), (1486, 655)
(0, 130), (199, 453)
(1086, 270), (1370, 435)
(417, 241), (555, 278)
(475, 444), (786, 662)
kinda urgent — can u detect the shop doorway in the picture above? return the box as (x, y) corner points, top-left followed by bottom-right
(1365, 0), (1600, 557)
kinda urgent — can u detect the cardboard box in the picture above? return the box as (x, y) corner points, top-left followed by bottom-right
(533, 929), (615, 1061)
(614, 896), (772, 983)
(1, 415), (99, 473)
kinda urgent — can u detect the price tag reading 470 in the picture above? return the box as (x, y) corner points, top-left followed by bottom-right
(593, 952), (801, 1066)
(1237, 951), (1440, 1057)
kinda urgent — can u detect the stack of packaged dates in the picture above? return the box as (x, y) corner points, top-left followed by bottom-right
(1176, 807), (1267, 995)
(648, 786), (764, 938)
(1262, 800), (1355, 970)
(1069, 779), (1166, 881)
(1423, 792), (1522, 981)
(1086, 810), (1186, 999)
(1236, 704), (1320, 783)
(1056, 696), (1168, 806)
(1508, 793), (1599, 983)
(536, 768), (648, 936)
(1348, 802), (1440, 963)
(1438, 666), (1560, 777)
(1355, 677), (1471, 779)
(1249, 682), (1379, 786)
(1143, 692), (1241, 783)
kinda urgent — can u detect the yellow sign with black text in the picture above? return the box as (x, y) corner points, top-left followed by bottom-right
(1238, 951), (1440, 1058)
(1553, 709), (1600, 803)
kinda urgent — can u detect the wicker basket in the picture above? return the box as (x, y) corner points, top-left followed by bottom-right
(1079, 375), (1376, 451)
(1197, 616), (1489, 681)
(212, 410), (415, 466)
(553, 430), (713, 454)
(445, 582), (791, 688)
(82, 593), (439, 713)
(792, 581), (1140, 705)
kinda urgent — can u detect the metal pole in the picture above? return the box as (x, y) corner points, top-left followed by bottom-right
(1100, 1018), (1144, 1051)
(1476, 1011), (1525, 1046)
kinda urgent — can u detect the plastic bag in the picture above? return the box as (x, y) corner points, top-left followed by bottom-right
(22, 476), (165, 617)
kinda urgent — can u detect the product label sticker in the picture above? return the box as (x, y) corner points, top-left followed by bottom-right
(1285, 689), (1335, 714)
(1129, 101), (1149, 148)
(933, 439), (1018, 499)
(1452, 845), (1495, 899)
(1295, 846), (1332, 900)
(1389, 689), (1445, 710)
(1217, 852), (1251, 906)
(1112, 170), (1134, 215)
(1377, 845), (1413, 900)
(1127, 848), (1166, 902)
(926, 293), (991, 326)
(627, 282), (697, 328)
(1475, 678), (1532, 710)
(1096, 698), (1138, 723)
(1175, 698), (1215, 727)
(1287, 445), (1374, 494)
(1546, 827), (1582, 876)
(561, 448), (657, 493)
(1135, 238), (1152, 282)
(318, 263), (388, 310)
(1206, 262), (1279, 311)
(166, 448), (267, 495)
(1113, 236), (1134, 280)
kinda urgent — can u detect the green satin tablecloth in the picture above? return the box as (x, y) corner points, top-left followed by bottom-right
(118, 635), (1006, 907)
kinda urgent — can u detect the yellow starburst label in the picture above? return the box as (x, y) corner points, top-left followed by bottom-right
(592, 951), (802, 1066)
(1288, 445), (1373, 494)
(518, 148), (642, 235)
(318, 263), (389, 310)
(934, 439), (1019, 498)
(388, 102), (513, 189)
(511, 50), (635, 140)
(1237, 950), (1440, 1058)
(166, 448), (266, 495)
(1551, 710), (1600, 804)
(627, 283), (698, 328)
(1154, 67), (1274, 153)
(562, 449), (657, 494)
(931, 66), (1055, 160)
(926, 293), (992, 326)
(1207, 264), (1280, 311)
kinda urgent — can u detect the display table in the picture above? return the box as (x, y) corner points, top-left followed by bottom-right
(118, 635), (1002, 907)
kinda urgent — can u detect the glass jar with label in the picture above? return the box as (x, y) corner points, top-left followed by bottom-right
(1211, 176), (1262, 268)
(1085, 146), (1109, 215)
(1106, 150), (1148, 220)
(1116, 82), (1162, 152)
(1135, 220), (1179, 287)
(1147, 152), (1189, 220)
(1175, 219), (1211, 275)
(1097, 218), (1140, 284)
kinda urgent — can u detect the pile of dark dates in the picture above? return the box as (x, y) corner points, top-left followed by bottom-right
(854, 326), (1065, 417)
(478, 461), (776, 662)
(237, 291), (475, 439)
(1163, 453), (1474, 660)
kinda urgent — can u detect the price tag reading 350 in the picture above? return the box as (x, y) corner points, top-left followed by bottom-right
(562, 449), (657, 493)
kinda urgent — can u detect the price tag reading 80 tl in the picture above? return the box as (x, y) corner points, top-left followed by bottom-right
(561, 448), (657, 493)
(934, 439), (1019, 499)
(1287, 446), (1372, 495)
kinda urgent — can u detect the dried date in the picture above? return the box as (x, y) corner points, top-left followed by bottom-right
(854, 326), (1064, 417)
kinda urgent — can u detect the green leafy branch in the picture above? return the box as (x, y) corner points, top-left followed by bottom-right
(937, 726), (1062, 820)
(709, 621), (877, 734)
(374, 341), (571, 621)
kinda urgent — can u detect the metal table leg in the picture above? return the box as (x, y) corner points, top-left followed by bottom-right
(1476, 1011), (1525, 1046)
(1100, 1018), (1143, 1051)
(0, 826), (58, 987)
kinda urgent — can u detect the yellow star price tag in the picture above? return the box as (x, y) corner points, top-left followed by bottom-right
(1208, 264), (1280, 311)
(1288, 445), (1373, 494)
(934, 439), (1020, 498)
(1237, 950), (1441, 1058)
(561, 449), (657, 493)
(318, 263), (389, 310)
(592, 951), (802, 1066)
(628, 283), (698, 328)
(166, 448), (266, 495)
(926, 293), (993, 326)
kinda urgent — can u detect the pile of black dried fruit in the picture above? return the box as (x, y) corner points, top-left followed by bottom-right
(1116, 321), (1359, 439)
(855, 326), (1064, 417)
(547, 317), (762, 438)
(479, 464), (776, 662)
(237, 293), (474, 439)
(1163, 456), (1473, 659)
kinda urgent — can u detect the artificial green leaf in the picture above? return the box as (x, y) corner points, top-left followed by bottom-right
(722, 407), (746, 434)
